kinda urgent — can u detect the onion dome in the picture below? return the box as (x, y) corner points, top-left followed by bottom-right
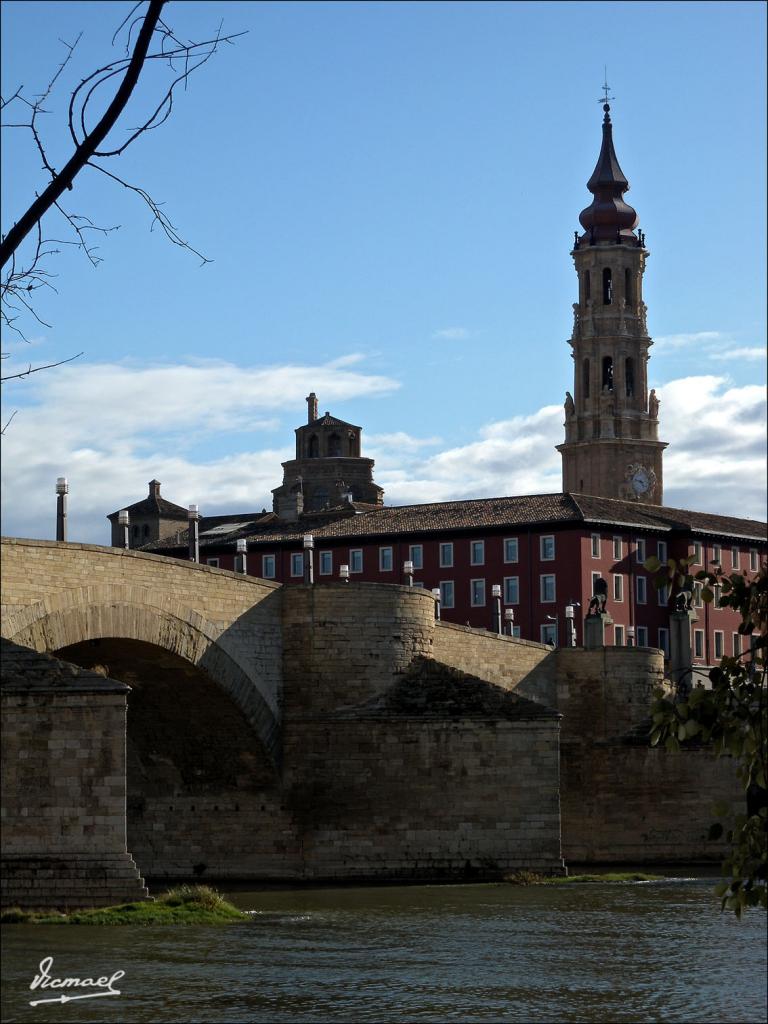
(578, 104), (639, 245)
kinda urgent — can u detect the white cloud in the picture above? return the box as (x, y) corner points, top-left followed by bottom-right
(431, 327), (471, 341)
(708, 346), (766, 362)
(653, 331), (724, 351)
(2, 363), (764, 548)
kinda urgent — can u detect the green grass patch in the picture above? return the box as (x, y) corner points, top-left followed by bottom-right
(1, 885), (249, 925)
(502, 870), (666, 885)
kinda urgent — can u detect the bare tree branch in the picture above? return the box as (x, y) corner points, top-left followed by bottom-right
(1, 351), (83, 383)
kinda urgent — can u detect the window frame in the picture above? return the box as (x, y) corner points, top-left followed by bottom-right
(439, 580), (455, 609)
(612, 574), (623, 602)
(503, 537), (519, 563)
(349, 548), (363, 574)
(636, 626), (649, 647)
(503, 576), (520, 605)
(612, 536), (622, 561)
(693, 629), (705, 659)
(290, 552), (304, 578)
(635, 537), (646, 564)
(540, 573), (556, 604)
(657, 540), (668, 564)
(658, 627), (670, 657)
(439, 542), (454, 568)
(540, 622), (558, 646)
(614, 624), (625, 647)
(714, 631), (724, 660)
(470, 540), (485, 566)
(750, 549), (759, 572)
(319, 550), (333, 576)
(379, 546), (393, 572)
(262, 554), (276, 579)
(591, 533), (601, 559)
(206, 557), (220, 568)
(731, 546), (739, 569)
(409, 544), (423, 570)
(692, 541), (703, 565)
(540, 535), (555, 561)
(470, 578), (486, 607)
(636, 576), (647, 604)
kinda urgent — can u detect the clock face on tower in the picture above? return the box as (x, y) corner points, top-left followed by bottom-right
(623, 463), (657, 502)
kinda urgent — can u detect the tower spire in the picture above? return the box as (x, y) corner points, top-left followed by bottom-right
(578, 81), (639, 245)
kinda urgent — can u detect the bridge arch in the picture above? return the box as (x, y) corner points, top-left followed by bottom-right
(2, 585), (280, 762)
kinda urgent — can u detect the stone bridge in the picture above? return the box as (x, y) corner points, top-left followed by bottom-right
(1, 538), (739, 908)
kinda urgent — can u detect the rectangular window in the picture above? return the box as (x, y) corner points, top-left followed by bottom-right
(750, 549), (759, 572)
(613, 574), (623, 602)
(540, 574), (556, 603)
(713, 585), (722, 609)
(504, 576), (520, 605)
(540, 623), (557, 646)
(591, 533), (601, 558)
(692, 541), (702, 565)
(636, 576), (647, 604)
(733, 633), (741, 656)
(637, 626), (649, 647)
(714, 631), (724, 660)
(440, 581), (455, 609)
(379, 546), (393, 572)
(511, 625), (522, 638)
(319, 551), (333, 575)
(657, 540), (668, 564)
(658, 584), (669, 607)
(712, 545), (722, 566)
(614, 625), (625, 647)
(612, 536), (622, 561)
(470, 579), (485, 606)
(731, 546), (739, 569)
(409, 544), (423, 570)
(591, 571), (602, 595)
(291, 552), (304, 577)
(504, 538), (519, 563)
(470, 540), (485, 566)
(262, 555), (276, 579)
(694, 630), (704, 659)
(540, 535), (555, 561)
(658, 627), (670, 657)
(635, 538), (646, 564)
(439, 542), (454, 568)
(206, 557), (220, 568)
(350, 549), (363, 573)
(693, 581), (703, 608)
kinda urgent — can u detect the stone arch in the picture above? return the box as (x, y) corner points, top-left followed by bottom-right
(2, 588), (280, 764)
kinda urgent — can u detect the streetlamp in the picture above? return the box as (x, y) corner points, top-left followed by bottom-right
(55, 477), (68, 542)
(403, 560), (414, 587)
(118, 509), (130, 550)
(236, 538), (247, 574)
(491, 583), (502, 635)
(188, 504), (200, 563)
(303, 534), (314, 585)
(565, 601), (580, 647)
(432, 587), (441, 620)
(339, 564), (350, 583)
(504, 608), (515, 636)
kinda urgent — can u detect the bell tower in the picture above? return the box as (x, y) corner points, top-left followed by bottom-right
(557, 95), (666, 504)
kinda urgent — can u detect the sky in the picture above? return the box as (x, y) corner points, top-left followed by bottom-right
(1, 0), (766, 543)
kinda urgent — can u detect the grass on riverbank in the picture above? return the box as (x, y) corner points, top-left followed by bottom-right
(504, 870), (666, 886)
(1, 885), (249, 925)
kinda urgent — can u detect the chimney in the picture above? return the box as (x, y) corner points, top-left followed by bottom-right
(306, 393), (318, 423)
(148, 480), (161, 499)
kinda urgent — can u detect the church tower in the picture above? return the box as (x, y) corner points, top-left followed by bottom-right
(557, 98), (666, 504)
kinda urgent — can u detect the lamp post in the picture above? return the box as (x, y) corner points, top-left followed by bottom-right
(432, 587), (441, 621)
(118, 509), (130, 550)
(504, 608), (515, 637)
(55, 477), (68, 542)
(491, 584), (502, 635)
(303, 534), (314, 585)
(565, 601), (580, 647)
(339, 564), (350, 583)
(236, 538), (247, 574)
(403, 560), (414, 587)
(188, 504), (200, 563)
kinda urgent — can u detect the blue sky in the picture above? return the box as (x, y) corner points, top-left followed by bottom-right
(1, 0), (766, 541)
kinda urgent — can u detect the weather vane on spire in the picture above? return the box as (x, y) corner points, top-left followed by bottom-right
(599, 67), (615, 107)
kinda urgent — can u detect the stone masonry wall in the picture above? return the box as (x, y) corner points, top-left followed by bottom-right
(555, 647), (742, 862)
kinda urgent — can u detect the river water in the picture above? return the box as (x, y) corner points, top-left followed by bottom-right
(2, 881), (766, 1024)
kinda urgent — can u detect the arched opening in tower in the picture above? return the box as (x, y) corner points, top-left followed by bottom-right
(583, 358), (590, 398)
(624, 268), (633, 308)
(328, 433), (342, 457)
(602, 356), (614, 392)
(307, 434), (320, 458)
(602, 267), (612, 305)
(54, 638), (286, 882)
(625, 358), (635, 397)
